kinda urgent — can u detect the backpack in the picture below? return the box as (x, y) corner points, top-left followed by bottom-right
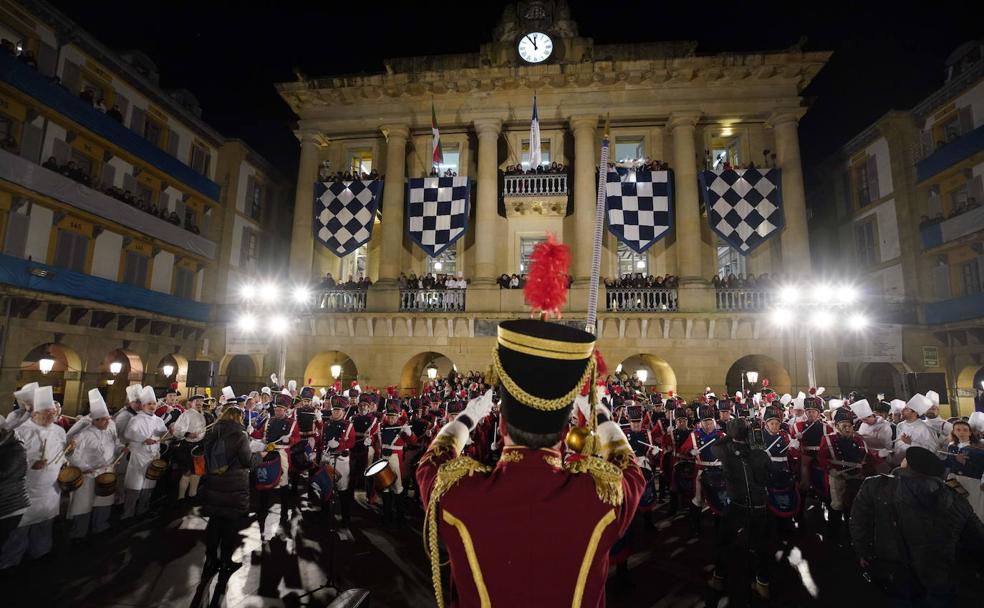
(206, 434), (230, 475)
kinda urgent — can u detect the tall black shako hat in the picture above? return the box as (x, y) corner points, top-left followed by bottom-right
(492, 235), (596, 435)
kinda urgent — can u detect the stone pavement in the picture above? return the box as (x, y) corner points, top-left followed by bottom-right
(2, 489), (982, 607)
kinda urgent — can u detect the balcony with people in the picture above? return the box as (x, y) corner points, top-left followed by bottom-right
(713, 273), (779, 311)
(918, 194), (984, 250)
(604, 274), (678, 312)
(315, 273), (372, 312)
(502, 162), (569, 198)
(399, 272), (467, 312)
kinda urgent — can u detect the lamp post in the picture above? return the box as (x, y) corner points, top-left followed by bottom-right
(636, 369), (648, 386)
(427, 366), (438, 381)
(330, 364), (342, 380)
(109, 360), (123, 386)
(38, 356), (55, 375)
(162, 363), (175, 379)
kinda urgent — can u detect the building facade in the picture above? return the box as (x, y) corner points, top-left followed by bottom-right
(0, 0), (289, 413)
(812, 40), (984, 415)
(267, 1), (836, 399)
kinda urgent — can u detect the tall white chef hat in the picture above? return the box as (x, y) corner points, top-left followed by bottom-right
(33, 386), (55, 412)
(849, 399), (873, 419)
(221, 386), (236, 401)
(87, 388), (110, 419)
(780, 393), (792, 406)
(14, 382), (40, 407)
(925, 390), (940, 407)
(139, 385), (158, 405)
(889, 399), (907, 414)
(968, 411), (984, 433)
(125, 384), (143, 403)
(828, 398), (845, 410)
(905, 393), (932, 416)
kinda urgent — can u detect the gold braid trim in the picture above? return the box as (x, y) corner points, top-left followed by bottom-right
(491, 348), (594, 411)
(563, 456), (625, 507)
(608, 446), (637, 472)
(498, 450), (524, 464)
(424, 456), (493, 608)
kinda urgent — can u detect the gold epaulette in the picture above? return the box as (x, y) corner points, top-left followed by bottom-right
(424, 455), (492, 608)
(564, 455), (625, 507)
(945, 478), (969, 497)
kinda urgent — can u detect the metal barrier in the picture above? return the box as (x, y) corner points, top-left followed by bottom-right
(605, 288), (678, 312)
(400, 289), (466, 312)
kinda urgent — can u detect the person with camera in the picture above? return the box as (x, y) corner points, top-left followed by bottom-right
(707, 417), (773, 600)
(850, 446), (984, 606)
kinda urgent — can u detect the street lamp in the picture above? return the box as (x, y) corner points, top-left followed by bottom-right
(109, 361), (123, 376)
(636, 369), (648, 385)
(38, 356), (55, 375)
(330, 364), (342, 379)
(162, 363), (175, 378)
(746, 370), (759, 385)
(427, 366), (438, 380)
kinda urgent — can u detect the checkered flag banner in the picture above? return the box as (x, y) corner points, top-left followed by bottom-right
(313, 180), (384, 257)
(406, 176), (471, 257)
(605, 168), (674, 253)
(699, 168), (784, 254)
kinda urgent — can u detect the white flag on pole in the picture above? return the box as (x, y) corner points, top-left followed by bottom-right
(529, 95), (541, 168)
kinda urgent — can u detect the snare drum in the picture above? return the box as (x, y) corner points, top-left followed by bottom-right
(364, 458), (397, 491)
(94, 472), (117, 497)
(145, 458), (168, 480)
(58, 465), (84, 492)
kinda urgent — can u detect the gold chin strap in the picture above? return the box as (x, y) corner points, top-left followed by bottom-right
(490, 348), (594, 412)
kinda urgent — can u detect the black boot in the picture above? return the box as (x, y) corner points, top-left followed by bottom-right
(688, 504), (701, 537)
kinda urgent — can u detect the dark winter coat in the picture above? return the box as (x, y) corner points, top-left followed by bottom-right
(200, 420), (254, 518)
(712, 437), (770, 508)
(850, 467), (984, 591)
(0, 428), (28, 519)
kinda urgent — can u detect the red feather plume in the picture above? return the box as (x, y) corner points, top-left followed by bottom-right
(594, 349), (608, 377)
(523, 234), (571, 318)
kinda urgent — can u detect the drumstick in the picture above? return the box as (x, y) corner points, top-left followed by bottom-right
(636, 440), (662, 452)
(111, 449), (128, 466)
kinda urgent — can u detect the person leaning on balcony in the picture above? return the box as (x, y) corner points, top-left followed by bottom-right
(497, 274), (510, 289)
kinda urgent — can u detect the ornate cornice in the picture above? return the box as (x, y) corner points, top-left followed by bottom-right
(503, 196), (567, 218)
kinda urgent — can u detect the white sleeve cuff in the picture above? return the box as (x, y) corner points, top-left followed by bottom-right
(436, 420), (469, 454)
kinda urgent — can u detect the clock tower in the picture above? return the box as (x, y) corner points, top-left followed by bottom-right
(483, 0), (592, 67)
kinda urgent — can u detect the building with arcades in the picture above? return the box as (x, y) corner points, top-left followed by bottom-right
(266, 1), (843, 400)
(0, 0), (290, 414)
(810, 40), (984, 415)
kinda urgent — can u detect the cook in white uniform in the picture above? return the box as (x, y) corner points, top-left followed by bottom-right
(894, 393), (940, 466)
(122, 386), (167, 519)
(66, 389), (120, 538)
(3, 382), (39, 432)
(0, 386), (68, 569)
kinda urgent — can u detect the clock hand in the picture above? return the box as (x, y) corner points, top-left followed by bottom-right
(525, 34), (537, 51)
(532, 34), (538, 50)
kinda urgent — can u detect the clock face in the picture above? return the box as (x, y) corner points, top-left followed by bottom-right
(518, 32), (553, 64)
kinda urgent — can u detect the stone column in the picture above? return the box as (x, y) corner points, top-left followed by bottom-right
(376, 124), (409, 283)
(571, 115), (598, 280)
(288, 131), (321, 282)
(770, 111), (811, 275)
(669, 112), (703, 282)
(473, 118), (502, 283)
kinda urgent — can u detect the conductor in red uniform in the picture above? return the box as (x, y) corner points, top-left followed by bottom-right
(416, 318), (645, 607)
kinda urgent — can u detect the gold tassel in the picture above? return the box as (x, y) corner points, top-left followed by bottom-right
(423, 456), (493, 608)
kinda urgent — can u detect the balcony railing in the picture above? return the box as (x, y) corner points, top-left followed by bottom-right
(924, 291), (984, 324)
(605, 288), (678, 312)
(920, 205), (984, 249)
(314, 289), (367, 312)
(0, 149), (217, 259)
(0, 52), (220, 200)
(400, 289), (465, 312)
(503, 173), (569, 197)
(916, 123), (984, 183)
(715, 288), (776, 311)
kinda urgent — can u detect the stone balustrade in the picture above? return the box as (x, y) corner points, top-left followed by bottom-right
(715, 288), (776, 311)
(503, 173), (569, 197)
(605, 288), (678, 312)
(399, 289), (466, 312)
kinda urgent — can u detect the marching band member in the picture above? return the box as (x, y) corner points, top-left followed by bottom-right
(171, 394), (207, 500)
(66, 389), (119, 538)
(322, 396), (356, 525)
(122, 386), (168, 519)
(761, 404), (799, 529)
(378, 399), (411, 525)
(818, 407), (868, 545)
(256, 393), (294, 534)
(625, 404), (660, 522)
(0, 386), (67, 569)
(791, 394), (832, 499)
(113, 384), (143, 440)
(662, 414), (693, 511)
(679, 403), (726, 536)
(894, 393), (938, 466)
(4, 382), (39, 432)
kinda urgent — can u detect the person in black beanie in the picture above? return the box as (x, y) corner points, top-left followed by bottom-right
(851, 446), (984, 605)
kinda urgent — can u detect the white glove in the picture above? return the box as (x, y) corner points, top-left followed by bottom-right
(689, 448), (699, 456)
(788, 438), (800, 450)
(876, 448), (892, 459)
(249, 439), (266, 453)
(401, 424), (411, 435)
(327, 439), (340, 449)
(460, 390), (494, 429)
(573, 389), (612, 421)
(363, 437), (372, 447)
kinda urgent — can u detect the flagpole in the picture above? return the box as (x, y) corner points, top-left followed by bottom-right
(585, 116), (610, 336)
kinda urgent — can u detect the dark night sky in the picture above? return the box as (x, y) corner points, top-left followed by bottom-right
(49, 0), (981, 184)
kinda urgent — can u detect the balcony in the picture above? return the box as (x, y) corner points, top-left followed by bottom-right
(0, 149), (217, 260)
(0, 253), (209, 322)
(919, 205), (984, 249)
(916, 123), (984, 183)
(924, 291), (984, 324)
(605, 288), (678, 312)
(313, 289), (367, 312)
(715, 288), (776, 311)
(0, 52), (220, 201)
(503, 173), (569, 197)
(400, 289), (465, 312)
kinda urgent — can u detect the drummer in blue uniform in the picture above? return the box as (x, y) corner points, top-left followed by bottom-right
(625, 404), (660, 523)
(680, 403), (727, 536)
(761, 404), (799, 534)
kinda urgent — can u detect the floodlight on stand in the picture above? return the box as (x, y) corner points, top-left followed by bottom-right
(330, 364), (342, 379)
(771, 308), (794, 327)
(39, 356), (55, 375)
(259, 282), (277, 303)
(848, 313), (869, 330)
(636, 369), (649, 384)
(237, 314), (257, 333)
(840, 285), (859, 304)
(109, 361), (123, 376)
(746, 370), (759, 385)
(239, 284), (255, 302)
(427, 366), (438, 380)
(270, 315), (290, 335)
(162, 364), (175, 378)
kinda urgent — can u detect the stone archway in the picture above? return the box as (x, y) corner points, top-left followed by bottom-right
(224, 354), (259, 395)
(401, 351), (455, 396)
(857, 362), (905, 401)
(98, 349), (144, 411)
(20, 342), (84, 414)
(956, 364), (984, 415)
(304, 351), (359, 390)
(614, 354), (677, 394)
(725, 354), (791, 397)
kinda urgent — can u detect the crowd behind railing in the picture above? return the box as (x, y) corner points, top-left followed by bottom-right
(919, 196), (981, 228)
(503, 162), (568, 175)
(319, 169), (382, 183)
(608, 158), (671, 171)
(319, 274), (373, 290)
(399, 273), (467, 290)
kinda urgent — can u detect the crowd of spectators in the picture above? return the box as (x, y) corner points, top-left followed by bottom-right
(497, 273), (574, 289)
(604, 274), (679, 289)
(319, 169), (381, 183)
(609, 158), (670, 171)
(40, 156), (200, 233)
(319, 273), (373, 290)
(428, 168), (458, 177)
(399, 272), (467, 290)
(919, 197), (981, 228)
(711, 272), (782, 290)
(420, 369), (489, 401)
(503, 161), (568, 175)
(78, 88), (123, 122)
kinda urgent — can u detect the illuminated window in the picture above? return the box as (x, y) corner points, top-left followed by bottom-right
(438, 143), (459, 175)
(716, 239), (746, 278)
(711, 138), (741, 170)
(615, 138), (645, 163)
(617, 241), (647, 277)
(427, 247), (457, 274)
(349, 149), (372, 176)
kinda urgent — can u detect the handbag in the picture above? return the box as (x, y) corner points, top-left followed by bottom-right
(863, 489), (926, 600)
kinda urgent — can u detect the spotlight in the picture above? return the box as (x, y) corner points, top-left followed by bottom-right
(848, 313), (869, 330)
(292, 287), (311, 305)
(239, 284), (255, 301)
(259, 282), (277, 303)
(636, 369), (649, 384)
(270, 315), (290, 335)
(771, 308), (794, 327)
(811, 310), (835, 329)
(779, 285), (799, 304)
(237, 314), (257, 333)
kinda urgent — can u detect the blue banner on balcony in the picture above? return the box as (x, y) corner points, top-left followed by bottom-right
(606, 169), (674, 253)
(406, 176), (471, 257)
(313, 180), (384, 257)
(699, 168), (784, 254)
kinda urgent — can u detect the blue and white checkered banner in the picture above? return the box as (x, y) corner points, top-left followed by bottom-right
(605, 168), (674, 253)
(406, 176), (471, 257)
(313, 180), (383, 257)
(699, 168), (784, 255)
